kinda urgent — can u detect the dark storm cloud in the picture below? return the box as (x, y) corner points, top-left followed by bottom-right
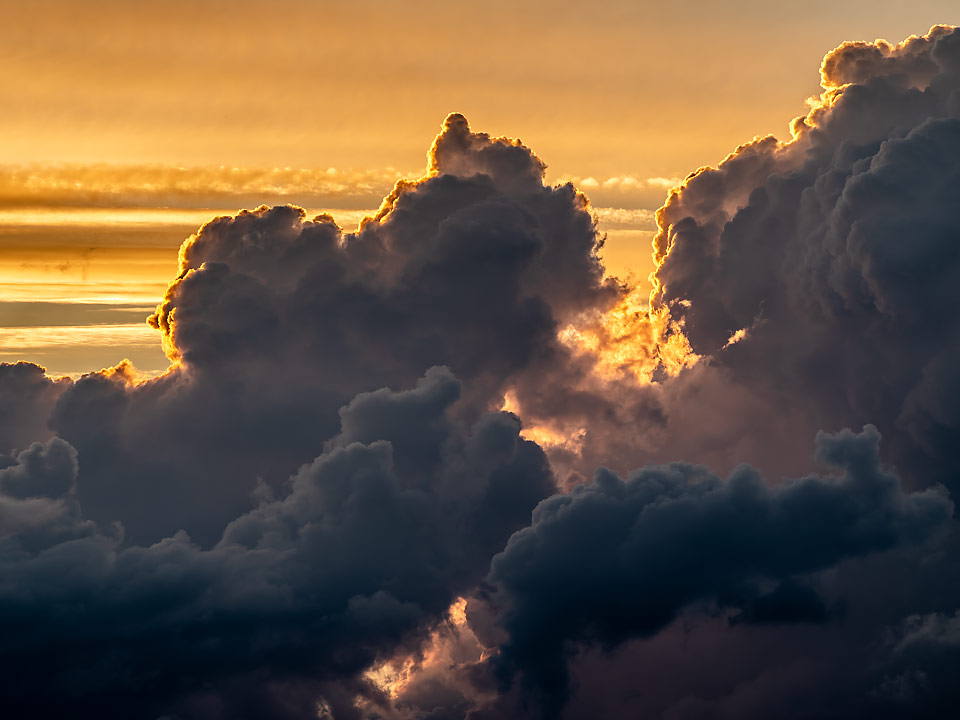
(0, 367), (552, 719)
(352, 24), (960, 720)
(482, 426), (951, 716)
(423, 23), (960, 720)
(40, 113), (614, 546)
(0, 113), (607, 718)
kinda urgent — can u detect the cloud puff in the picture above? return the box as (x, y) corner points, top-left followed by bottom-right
(0, 361), (68, 453)
(0, 438), (96, 547)
(819, 26), (953, 89)
(35, 114), (616, 546)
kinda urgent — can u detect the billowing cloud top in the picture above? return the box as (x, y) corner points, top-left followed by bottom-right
(2, 25), (960, 720)
(652, 23), (960, 496)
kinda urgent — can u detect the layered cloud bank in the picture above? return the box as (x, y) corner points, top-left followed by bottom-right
(2, 25), (960, 720)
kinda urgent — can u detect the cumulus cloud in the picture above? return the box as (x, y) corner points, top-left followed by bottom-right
(0, 368), (552, 718)
(651, 24), (960, 494)
(0, 438), (95, 546)
(444, 23), (960, 720)
(355, 24), (960, 719)
(483, 426), (951, 716)
(28, 112), (615, 546)
(0, 112), (613, 717)
(819, 26), (954, 89)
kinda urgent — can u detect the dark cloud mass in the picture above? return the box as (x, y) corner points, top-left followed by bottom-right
(651, 24), (960, 495)
(50, 112), (614, 546)
(2, 25), (960, 720)
(0, 369), (553, 718)
(486, 426), (951, 715)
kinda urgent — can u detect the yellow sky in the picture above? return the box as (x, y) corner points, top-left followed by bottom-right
(1, 1), (958, 375)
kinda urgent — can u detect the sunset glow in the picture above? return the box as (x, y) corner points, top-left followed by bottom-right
(3, 4), (960, 719)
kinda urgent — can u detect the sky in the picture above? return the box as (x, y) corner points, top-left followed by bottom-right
(2, 0), (958, 173)
(3, 3), (960, 719)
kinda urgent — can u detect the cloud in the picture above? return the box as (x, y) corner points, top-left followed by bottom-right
(20, 113), (615, 547)
(0, 164), (406, 211)
(0, 112), (615, 717)
(0, 361), (68, 453)
(589, 206), (657, 230)
(482, 426), (951, 716)
(357, 25), (960, 720)
(0, 436), (78, 500)
(650, 24), (960, 495)
(819, 26), (954, 89)
(0, 368), (552, 718)
(551, 173), (684, 209)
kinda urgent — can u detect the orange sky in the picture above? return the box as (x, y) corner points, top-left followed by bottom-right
(3, 1), (958, 176)
(1, 1), (958, 376)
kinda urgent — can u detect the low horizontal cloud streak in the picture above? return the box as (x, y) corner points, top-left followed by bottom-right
(0, 164), (408, 211)
(0, 323), (157, 349)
